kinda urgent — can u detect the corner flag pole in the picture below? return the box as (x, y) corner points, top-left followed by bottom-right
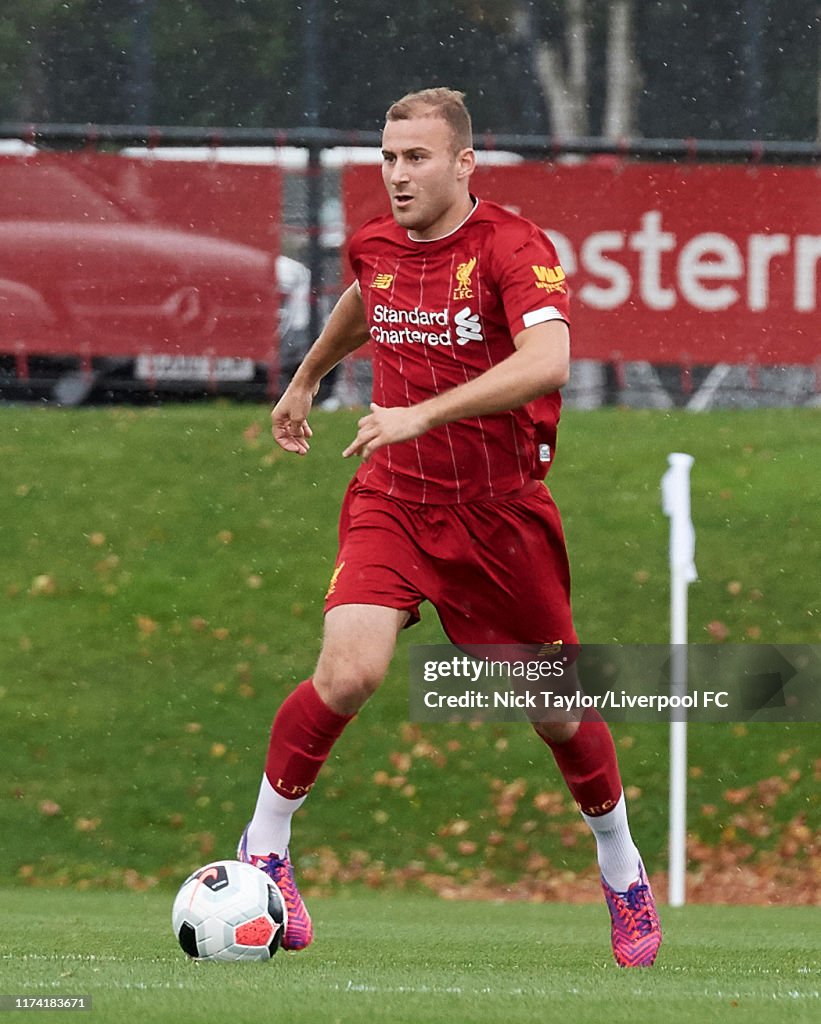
(661, 453), (697, 908)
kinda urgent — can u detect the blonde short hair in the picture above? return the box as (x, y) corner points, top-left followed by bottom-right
(385, 88), (473, 153)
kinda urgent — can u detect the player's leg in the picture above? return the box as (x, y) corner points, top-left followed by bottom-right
(527, 700), (642, 896)
(433, 487), (660, 965)
(313, 602), (410, 713)
(244, 477), (422, 855)
(244, 602), (407, 857)
(239, 602), (407, 950)
(530, 710), (662, 968)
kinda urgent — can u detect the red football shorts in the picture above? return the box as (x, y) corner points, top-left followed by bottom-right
(324, 477), (578, 646)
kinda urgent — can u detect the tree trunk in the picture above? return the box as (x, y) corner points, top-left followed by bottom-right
(602, 0), (638, 139)
(18, 34), (50, 121)
(817, 31), (821, 143)
(533, 0), (589, 136)
(517, 0), (641, 139)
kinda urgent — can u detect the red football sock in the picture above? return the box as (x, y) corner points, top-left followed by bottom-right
(539, 712), (623, 817)
(264, 678), (355, 798)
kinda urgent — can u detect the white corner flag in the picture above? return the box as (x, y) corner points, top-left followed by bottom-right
(662, 453), (697, 593)
(661, 453), (697, 908)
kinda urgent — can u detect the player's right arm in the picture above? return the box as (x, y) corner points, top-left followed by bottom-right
(272, 283), (370, 454)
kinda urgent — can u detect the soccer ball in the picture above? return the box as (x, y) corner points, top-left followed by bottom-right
(171, 859), (287, 961)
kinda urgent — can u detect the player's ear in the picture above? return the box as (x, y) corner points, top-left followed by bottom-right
(456, 147), (476, 180)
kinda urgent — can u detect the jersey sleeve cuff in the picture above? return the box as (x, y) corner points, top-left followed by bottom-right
(521, 305), (568, 330)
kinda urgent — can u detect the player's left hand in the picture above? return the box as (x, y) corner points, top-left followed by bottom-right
(342, 403), (429, 460)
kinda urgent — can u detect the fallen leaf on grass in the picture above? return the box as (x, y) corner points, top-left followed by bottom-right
(438, 818), (471, 837)
(94, 554), (120, 576)
(74, 817), (101, 832)
(30, 575), (56, 596)
(532, 790), (565, 815)
(136, 615), (159, 636)
(243, 422), (262, 444)
(756, 776), (790, 807)
(724, 786), (752, 805)
(492, 778), (527, 826)
(389, 751), (412, 773)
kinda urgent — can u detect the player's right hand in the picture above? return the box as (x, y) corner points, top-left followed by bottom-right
(271, 387), (315, 455)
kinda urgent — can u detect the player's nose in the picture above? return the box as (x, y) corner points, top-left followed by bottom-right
(390, 159), (410, 185)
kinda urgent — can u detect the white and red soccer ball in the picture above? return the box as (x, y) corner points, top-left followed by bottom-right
(171, 859), (287, 961)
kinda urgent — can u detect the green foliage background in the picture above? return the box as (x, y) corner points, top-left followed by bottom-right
(0, 0), (817, 138)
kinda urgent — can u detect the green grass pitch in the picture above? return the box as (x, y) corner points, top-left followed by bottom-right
(1, 404), (819, 1022)
(2, 889), (819, 1024)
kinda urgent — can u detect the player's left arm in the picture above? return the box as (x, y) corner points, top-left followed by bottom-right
(342, 319), (569, 460)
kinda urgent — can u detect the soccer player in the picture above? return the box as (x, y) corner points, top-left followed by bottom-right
(238, 88), (662, 967)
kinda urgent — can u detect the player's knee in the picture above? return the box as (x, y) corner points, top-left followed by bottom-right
(313, 658), (386, 715)
(531, 718), (580, 744)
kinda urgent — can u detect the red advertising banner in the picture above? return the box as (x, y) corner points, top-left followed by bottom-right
(343, 161), (820, 365)
(0, 153), (281, 361)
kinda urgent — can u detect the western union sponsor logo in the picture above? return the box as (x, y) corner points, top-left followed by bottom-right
(532, 264), (566, 291)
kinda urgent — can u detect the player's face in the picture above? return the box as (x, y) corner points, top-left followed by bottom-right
(381, 115), (475, 241)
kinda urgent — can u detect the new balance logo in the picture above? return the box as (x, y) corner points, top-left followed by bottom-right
(372, 273), (394, 290)
(454, 306), (483, 346)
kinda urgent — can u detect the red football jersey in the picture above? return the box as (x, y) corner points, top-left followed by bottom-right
(348, 198), (571, 503)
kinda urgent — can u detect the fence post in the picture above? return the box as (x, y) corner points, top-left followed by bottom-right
(306, 143), (323, 345)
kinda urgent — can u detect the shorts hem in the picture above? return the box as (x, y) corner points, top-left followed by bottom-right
(324, 595), (421, 628)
